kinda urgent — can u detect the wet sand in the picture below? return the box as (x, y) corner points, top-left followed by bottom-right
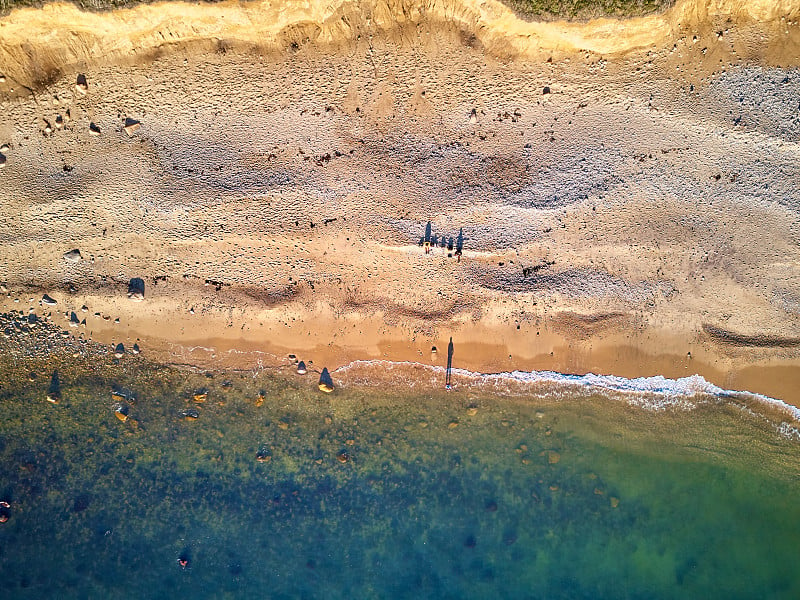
(1, 0), (800, 404)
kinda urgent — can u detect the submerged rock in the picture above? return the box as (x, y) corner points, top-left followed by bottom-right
(111, 386), (136, 403)
(181, 407), (200, 421)
(47, 370), (61, 403)
(114, 404), (130, 422)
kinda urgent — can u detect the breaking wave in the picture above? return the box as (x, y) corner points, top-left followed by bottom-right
(334, 359), (800, 437)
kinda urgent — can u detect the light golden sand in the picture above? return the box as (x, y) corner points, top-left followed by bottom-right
(1, 0), (800, 404)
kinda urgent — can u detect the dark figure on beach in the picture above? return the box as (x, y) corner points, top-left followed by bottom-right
(446, 337), (454, 389)
(455, 228), (464, 262)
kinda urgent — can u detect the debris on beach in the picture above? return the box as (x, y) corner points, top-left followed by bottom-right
(318, 367), (334, 393)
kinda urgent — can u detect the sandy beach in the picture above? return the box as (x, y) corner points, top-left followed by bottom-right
(1, 0), (800, 403)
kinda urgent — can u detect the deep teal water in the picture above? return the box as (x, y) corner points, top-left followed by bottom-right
(0, 359), (798, 599)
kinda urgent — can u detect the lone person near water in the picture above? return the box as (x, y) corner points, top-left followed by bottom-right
(446, 337), (454, 389)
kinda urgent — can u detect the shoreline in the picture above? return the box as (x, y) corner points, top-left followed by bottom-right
(5, 293), (800, 410)
(3, 307), (800, 442)
(5, 286), (799, 404)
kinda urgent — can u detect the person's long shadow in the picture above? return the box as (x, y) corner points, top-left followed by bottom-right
(446, 337), (454, 389)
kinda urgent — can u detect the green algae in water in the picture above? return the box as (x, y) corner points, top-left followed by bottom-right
(0, 360), (799, 599)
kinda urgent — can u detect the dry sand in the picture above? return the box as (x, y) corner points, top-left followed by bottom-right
(1, 0), (800, 403)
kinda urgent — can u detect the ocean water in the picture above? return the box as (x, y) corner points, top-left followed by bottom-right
(0, 356), (799, 599)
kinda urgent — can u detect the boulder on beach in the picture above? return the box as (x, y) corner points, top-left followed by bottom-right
(63, 249), (82, 263)
(114, 343), (125, 359)
(76, 74), (88, 94)
(296, 360), (307, 375)
(127, 277), (145, 301)
(0, 154), (6, 168)
(123, 118), (141, 137)
(318, 367), (334, 393)
(89, 122), (101, 136)
(42, 294), (57, 306)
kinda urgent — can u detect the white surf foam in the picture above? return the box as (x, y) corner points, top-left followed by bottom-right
(334, 359), (800, 425)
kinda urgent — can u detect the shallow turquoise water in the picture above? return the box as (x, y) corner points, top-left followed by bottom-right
(0, 359), (799, 599)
